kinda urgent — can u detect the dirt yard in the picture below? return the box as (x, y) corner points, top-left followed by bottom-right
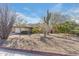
(2, 33), (79, 55)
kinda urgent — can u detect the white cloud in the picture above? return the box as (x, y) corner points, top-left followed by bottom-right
(75, 20), (79, 24)
(26, 16), (41, 24)
(16, 12), (27, 20)
(62, 7), (79, 15)
(64, 8), (79, 23)
(23, 7), (31, 11)
(23, 7), (39, 18)
(16, 12), (41, 24)
(50, 3), (63, 12)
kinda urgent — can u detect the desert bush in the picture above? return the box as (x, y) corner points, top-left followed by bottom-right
(32, 27), (43, 34)
(71, 27), (79, 35)
(52, 21), (76, 33)
(71, 30), (79, 35)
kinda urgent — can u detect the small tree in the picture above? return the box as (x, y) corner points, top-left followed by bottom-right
(0, 4), (16, 40)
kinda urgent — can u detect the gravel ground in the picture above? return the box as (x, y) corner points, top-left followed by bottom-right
(0, 34), (79, 55)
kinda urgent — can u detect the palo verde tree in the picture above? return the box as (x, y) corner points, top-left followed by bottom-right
(0, 4), (16, 39)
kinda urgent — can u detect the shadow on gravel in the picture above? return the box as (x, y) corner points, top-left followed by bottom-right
(0, 39), (7, 46)
(40, 36), (55, 46)
(40, 35), (79, 54)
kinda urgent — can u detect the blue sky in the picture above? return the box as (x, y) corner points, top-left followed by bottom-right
(8, 3), (79, 24)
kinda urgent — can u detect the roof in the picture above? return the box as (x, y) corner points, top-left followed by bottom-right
(13, 25), (33, 29)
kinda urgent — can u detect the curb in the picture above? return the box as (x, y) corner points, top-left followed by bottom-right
(0, 46), (71, 56)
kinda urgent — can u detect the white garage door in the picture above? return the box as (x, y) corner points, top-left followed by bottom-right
(15, 28), (21, 33)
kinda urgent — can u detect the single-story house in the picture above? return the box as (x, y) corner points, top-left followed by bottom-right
(11, 25), (33, 34)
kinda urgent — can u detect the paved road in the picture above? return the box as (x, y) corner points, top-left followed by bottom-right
(0, 47), (70, 56)
(0, 48), (40, 56)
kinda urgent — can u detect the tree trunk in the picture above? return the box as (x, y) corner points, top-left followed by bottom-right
(44, 31), (46, 38)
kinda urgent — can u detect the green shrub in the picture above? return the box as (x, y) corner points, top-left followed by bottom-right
(52, 21), (76, 33)
(71, 30), (79, 35)
(71, 27), (79, 35)
(32, 27), (43, 33)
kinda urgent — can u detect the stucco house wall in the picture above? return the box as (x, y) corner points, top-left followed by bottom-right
(11, 26), (32, 34)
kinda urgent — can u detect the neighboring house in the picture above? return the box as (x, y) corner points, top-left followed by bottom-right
(12, 25), (33, 34)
